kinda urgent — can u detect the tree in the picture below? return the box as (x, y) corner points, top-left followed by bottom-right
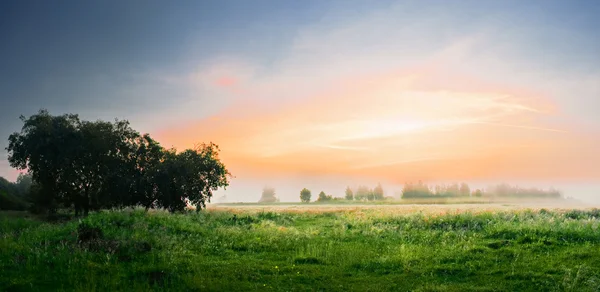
(126, 134), (167, 210)
(154, 143), (231, 213)
(366, 189), (375, 201)
(317, 191), (332, 202)
(344, 186), (353, 201)
(373, 183), (384, 200)
(401, 181), (434, 199)
(355, 185), (369, 201)
(65, 119), (141, 215)
(7, 110), (81, 214)
(447, 183), (460, 197)
(472, 189), (483, 197)
(300, 188), (311, 203)
(6, 109), (232, 215)
(459, 183), (471, 197)
(259, 186), (278, 203)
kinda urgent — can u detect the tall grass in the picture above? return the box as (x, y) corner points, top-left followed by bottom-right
(1, 207), (600, 291)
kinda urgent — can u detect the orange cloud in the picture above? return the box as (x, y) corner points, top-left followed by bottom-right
(155, 65), (599, 184)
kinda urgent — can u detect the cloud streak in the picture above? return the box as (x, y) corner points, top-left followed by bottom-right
(152, 2), (600, 196)
(2, 0), (598, 200)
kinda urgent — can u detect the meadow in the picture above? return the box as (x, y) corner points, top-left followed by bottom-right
(1, 204), (600, 291)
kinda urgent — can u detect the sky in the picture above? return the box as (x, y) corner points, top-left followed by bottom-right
(1, 0), (599, 202)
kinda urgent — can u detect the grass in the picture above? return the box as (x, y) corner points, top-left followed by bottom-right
(1, 206), (600, 291)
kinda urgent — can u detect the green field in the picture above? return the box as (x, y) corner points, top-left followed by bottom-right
(2, 205), (600, 291)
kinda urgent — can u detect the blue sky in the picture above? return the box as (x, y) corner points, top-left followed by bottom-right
(1, 0), (599, 202)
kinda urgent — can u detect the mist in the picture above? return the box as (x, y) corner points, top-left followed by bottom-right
(213, 176), (600, 205)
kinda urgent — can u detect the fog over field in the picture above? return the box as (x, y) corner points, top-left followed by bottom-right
(1, 1), (600, 290)
(1, 1), (600, 206)
(212, 178), (600, 204)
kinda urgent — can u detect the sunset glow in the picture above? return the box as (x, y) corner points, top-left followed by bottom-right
(157, 66), (599, 187)
(2, 0), (599, 202)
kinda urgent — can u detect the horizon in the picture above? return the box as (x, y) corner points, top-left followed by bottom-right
(1, 0), (599, 203)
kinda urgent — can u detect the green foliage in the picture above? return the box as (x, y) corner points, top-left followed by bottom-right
(316, 191), (332, 202)
(152, 143), (231, 212)
(300, 188), (311, 203)
(5, 109), (231, 215)
(15, 173), (33, 196)
(0, 190), (28, 211)
(344, 186), (353, 200)
(1, 208), (600, 291)
(0, 175), (31, 211)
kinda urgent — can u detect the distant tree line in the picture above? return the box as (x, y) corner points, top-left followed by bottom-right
(4, 109), (231, 215)
(276, 181), (560, 203)
(484, 183), (561, 199)
(401, 181), (561, 199)
(286, 184), (388, 203)
(343, 183), (386, 201)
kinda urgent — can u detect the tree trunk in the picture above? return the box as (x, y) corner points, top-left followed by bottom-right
(83, 188), (90, 216)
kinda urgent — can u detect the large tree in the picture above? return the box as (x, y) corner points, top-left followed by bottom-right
(64, 119), (141, 215)
(6, 110), (231, 215)
(127, 134), (166, 209)
(7, 110), (81, 213)
(153, 143), (231, 212)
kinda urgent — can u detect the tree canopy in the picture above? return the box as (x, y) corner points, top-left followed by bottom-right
(317, 191), (332, 202)
(344, 186), (353, 201)
(300, 188), (311, 203)
(6, 109), (231, 214)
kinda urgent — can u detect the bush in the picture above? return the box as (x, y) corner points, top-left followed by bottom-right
(0, 191), (29, 211)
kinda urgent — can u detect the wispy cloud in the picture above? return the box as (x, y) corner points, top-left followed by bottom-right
(154, 1), (600, 186)
(473, 122), (568, 133)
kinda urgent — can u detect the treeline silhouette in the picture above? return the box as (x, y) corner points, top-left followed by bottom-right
(3, 109), (231, 215)
(344, 183), (386, 201)
(401, 181), (561, 199)
(255, 181), (562, 203)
